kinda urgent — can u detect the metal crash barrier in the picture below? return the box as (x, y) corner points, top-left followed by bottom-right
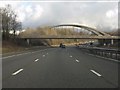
(78, 46), (120, 60)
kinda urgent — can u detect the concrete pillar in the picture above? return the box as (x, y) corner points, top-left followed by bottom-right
(111, 39), (114, 45)
(27, 39), (30, 45)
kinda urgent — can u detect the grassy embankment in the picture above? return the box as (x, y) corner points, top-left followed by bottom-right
(2, 41), (26, 54)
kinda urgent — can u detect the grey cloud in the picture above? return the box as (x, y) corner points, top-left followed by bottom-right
(17, 2), (118, 31)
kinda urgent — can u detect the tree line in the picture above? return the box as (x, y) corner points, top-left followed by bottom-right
(0, 4), (22, 40)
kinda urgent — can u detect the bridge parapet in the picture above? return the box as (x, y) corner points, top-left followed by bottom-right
(20, 35), (120, 39)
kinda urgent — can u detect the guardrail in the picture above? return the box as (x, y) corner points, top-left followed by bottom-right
(77, 46), (120, 60)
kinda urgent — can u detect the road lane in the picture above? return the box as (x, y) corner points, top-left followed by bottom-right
(67, 47), (118, 87)
(2, 48), (57, 80)
(2, 47), (119, 88)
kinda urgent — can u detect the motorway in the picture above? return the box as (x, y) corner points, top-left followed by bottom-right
(2, 46), (119, 88)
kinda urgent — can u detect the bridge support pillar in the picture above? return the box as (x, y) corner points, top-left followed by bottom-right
(27, 39), (30, 45)
(111, 39), (114, 45)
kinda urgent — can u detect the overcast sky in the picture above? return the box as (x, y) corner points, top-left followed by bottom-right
(0, 0), (119, 31)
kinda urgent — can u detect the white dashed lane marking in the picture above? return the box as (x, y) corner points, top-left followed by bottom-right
(12, 69), (23, 76)
(90, 70), (102, 77)
(34, 59), (39, 62)
(70, 56), (72, 57)
(43, 55), (45, 57)
(76, 59), (79, 62)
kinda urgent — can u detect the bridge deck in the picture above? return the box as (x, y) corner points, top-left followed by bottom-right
(20, 35), (120, 39)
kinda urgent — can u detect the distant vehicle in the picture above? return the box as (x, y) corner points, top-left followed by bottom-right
(61, 45), (65, 48)
(59, 43), (65, 48)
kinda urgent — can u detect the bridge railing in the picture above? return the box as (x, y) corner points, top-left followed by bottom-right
(77, 46), (120, 61)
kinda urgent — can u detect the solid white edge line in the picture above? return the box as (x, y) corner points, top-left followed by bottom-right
(90, 70), (102, 77)
(12, 69), (23, 76)
(2, 48), (49, 59)
(2, 55), (16, 59)
(87, 53), (120, 63)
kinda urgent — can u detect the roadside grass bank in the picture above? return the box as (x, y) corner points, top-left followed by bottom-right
(2, 41), (52, 55)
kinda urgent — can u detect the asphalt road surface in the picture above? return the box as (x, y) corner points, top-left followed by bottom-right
(2, 47), (119, 88)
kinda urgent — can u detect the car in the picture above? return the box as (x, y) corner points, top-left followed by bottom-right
(59, 43), (65, 48)
(61, 45), (65, 48)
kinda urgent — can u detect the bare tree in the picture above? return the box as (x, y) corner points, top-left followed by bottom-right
(0, 4), (22, 40)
